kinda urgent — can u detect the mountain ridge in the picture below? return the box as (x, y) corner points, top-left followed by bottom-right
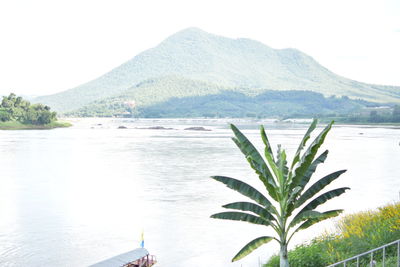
(35, 27), (400, 113)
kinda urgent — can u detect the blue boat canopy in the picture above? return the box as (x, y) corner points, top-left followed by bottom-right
(90, 248), (149, 267)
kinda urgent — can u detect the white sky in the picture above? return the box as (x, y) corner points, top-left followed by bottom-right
(0, 0), (399, 96)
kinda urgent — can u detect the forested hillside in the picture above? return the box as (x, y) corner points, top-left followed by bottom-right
(69, 90), (371, 118)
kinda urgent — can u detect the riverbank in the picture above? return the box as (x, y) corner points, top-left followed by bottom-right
(0, 120), (72, 130)
(264, 202), (400, 267)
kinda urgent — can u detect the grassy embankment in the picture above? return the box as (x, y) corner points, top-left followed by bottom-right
(0, 120), (72, 130)
(264, 202), (400, 267)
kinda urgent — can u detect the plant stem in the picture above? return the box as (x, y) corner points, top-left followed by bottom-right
(280, 244), (289, 267)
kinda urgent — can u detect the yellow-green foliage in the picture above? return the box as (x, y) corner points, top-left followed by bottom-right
(337, 202), (400, 247)
(265, 202), (400, 267)
(339, 210), (374, 238)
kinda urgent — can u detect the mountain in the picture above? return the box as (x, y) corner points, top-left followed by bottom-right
(35, 27), (400, 113)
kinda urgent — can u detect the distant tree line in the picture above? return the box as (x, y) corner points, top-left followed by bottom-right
(0, 93), (57, 125)
(69, 90), (368, 118)
(342, 105), (400, 123)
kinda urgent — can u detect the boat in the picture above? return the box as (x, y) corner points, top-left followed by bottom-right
(89, 247), (157, 267)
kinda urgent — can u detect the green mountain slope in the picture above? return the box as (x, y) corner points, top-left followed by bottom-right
(35, 27), (400, 112)
(68, 76), (370, 118)
(70, 75), (231, 116)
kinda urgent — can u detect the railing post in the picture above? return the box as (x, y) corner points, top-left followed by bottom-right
(383, 246), (385, 267)
(398, 240), (400, 267)
(357, 256), (359, 267)
(370, 251), (373, 267)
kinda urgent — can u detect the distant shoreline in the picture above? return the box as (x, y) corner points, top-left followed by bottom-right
(61, 116), (400, 127)
(319, 118), (400, 126)
(0, 120), (72, 130)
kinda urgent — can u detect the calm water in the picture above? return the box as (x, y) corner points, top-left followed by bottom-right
(0, 118), (399, 267)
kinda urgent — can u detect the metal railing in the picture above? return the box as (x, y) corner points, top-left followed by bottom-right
(327, 239), (400, 267)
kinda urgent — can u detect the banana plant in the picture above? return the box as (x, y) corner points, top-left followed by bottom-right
(210, 119), (349, 267)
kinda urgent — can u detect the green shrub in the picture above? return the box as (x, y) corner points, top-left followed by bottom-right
(265, 240), (331, 267)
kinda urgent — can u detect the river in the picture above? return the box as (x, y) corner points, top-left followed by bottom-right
(0, 118), (399, 267)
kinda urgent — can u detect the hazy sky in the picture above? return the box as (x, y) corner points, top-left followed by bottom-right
(0, 0), (399, 96)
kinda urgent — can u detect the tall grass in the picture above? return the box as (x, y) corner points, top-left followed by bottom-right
(264, 202), (400, 267)
(0, 120), (72, 130)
